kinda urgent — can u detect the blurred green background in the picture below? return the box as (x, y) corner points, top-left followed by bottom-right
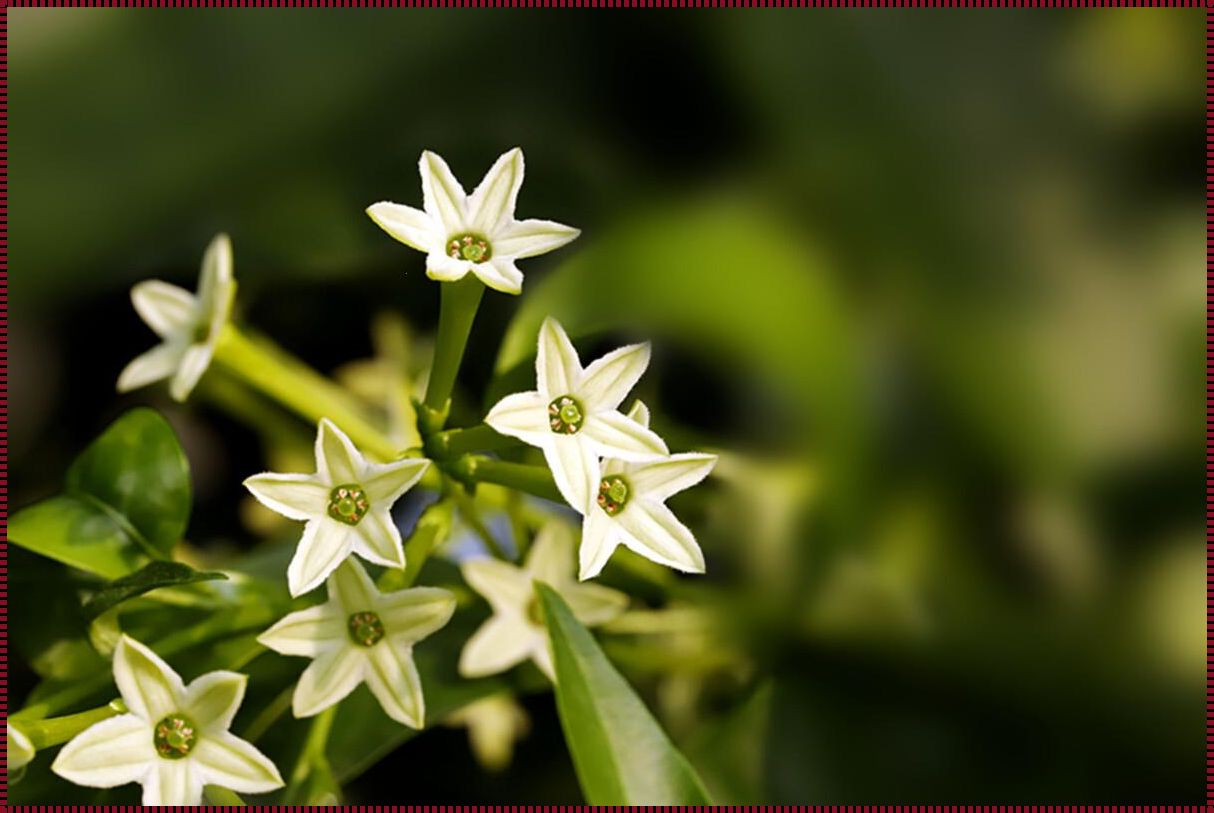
(10, 8), (1205, 803)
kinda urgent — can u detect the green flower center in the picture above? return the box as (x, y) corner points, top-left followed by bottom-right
(448, 233), (492, 264)
(597, 475), (630, 516)
(191, 320), (211, 345)
(548, 395), (585, 435)
(525, 594), (545, 627)
(347, 611), (385, 647)
(328, 484), (369, 526)
(153, 713), (198, 760)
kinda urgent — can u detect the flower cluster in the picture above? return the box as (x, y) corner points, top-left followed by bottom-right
(46, 147), (717, 804)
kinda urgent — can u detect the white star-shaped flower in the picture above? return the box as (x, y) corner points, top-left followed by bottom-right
(52, 635), (282, 806)
(484, 317), (669, 512)
(117, 233), (236, 402)
(366, 148), (579, 295)
(579, 400), (716, 580)
(257, 559), (455, 729)
(459, 520), (628, 680)
(244, 419), (430, 597)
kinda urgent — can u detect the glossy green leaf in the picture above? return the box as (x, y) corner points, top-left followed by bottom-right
(81, 561), (227, 620)
(9, 408), (191, 577)
(537, 583), (712, 804)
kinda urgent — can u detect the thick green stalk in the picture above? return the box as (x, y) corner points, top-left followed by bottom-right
(19, 700), (125, 749)
(453, 455), (562, 503)
(423, 277), (485, 414)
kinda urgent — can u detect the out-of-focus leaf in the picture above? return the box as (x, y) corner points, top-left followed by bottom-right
(537, 583), (712, 804)
(81, 561), (227, 620)
(10, 408), (192, 577)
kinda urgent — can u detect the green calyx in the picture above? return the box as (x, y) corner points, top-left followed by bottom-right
(597, 475), (630, 516)
(328, 484), (369, 526)
(153, 713), (198, 760)
(447, 233), (492, 264)
(548, 395), (585, 435)
(348, 610), (385, 647)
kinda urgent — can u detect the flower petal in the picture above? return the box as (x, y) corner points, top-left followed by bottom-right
(484, 391), (550, 446)
(564, 582), (629, 626)
(353, 509), (405, 570)
(327, 558), (380, 612)
(461, 558), (531, 613)
(113, 635), (185, 721)
(116, 341), (185, 393)
(193, 732), (283, 794)
(582, 411), (668, 461)
(378, 586), (456, 644)
(530, 640), (556, 681)
(578, 507), (621, 581)
(196, 233), (234, 323)
(257, 603), (346, 657)
(493, 218), (580, 260)
(525, 520), (575, 585)
(183, 671), (246, 733)
(8, 723), (34, 770)
(243, 473), (328, 521)
(145, 758), (202, 806)
(366, 201), (438, 253)
(615, 502), (706, 574)
(426, 253), (472, 282)
(51, 713), (153, 788)
(293, 648), (365, 717)
(287, 520), (354, 598)
(131, 280), (197, 339)
(544, 436), (600, 512)
(364, 641), (425, 728)
(535, 317), (582, 400)
(626, 399), (651, 427)
(314, 418), (362, 484)
(362, 458), (430, 505)
(627, 453), (717, 503)
(578, 342), (650, 411)
(467, 147), (523, 235)
(168, 343), (214, 402)
(473, 258), (523, 295)
(419, 150), (467, 231)
(458, 616), (538, 678)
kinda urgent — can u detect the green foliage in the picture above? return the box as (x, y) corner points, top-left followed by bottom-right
(10, 408), (192, 577)
(537, 583), (712, 805)
(81, 561), (227, 621)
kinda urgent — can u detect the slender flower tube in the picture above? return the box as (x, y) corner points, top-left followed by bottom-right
(367, 148), (580, 295)
(117, 233), (236, 402)
(484, 317), (669, 511)
(244, 419), (430, 597)
(257, 559), (456, 728)
(51, 636), (282, 806)
(459, 520), (627, 680)
(578, 400), (717, 580)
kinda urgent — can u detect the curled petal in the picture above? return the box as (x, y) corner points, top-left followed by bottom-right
(468, 147), (524, 235)
(131, 280), (197, 339)
(287, 520), (354, 598)
(243, 473), (328, 522)
(578, 342), (650, 412)
(193, 732), (283, 794)
(484, 391), (550, 446)
(581, 411), (668, 461)
(458, 616), (538, 678)
(494, 218), (580, 260)
(116, 341), (185, 393)
(543, 437), (600, 513)
(113, 635), (185, 722)
(365, 641), (426, 728)
(51, 714), (153, 788)
(366, 201), (438, 253)
(536, 317), (582, 400)
(419, 150), (468, 231)
(615, 502), (706, 575)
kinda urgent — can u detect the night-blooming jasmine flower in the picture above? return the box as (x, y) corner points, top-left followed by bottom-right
(117, 233), (236, 402)
(579, 400), (716, 581)
(484, 317), (669, 511)
(52, 635), (282, 806)
(8, 722), (34, 771)
(244, 418), (430, 597)
(459, 520), (628, 680)
(366, 148), (579, 295)
(257, 559), (455, 728)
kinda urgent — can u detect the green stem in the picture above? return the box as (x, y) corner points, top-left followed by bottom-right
(240, 682), (296, 744)
(423, 277), (485, 415)
(203, 786), (247, 806)
(453, 455), (562, 503)
(213, 324), (402, 463)
(430, 423), (520, 459)
(18, 699), (125, 749)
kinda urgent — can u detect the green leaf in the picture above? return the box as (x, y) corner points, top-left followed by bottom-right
(9, 408), (192, 577)
(537, 583), (712, 804)
(81, 561), (227, 621)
